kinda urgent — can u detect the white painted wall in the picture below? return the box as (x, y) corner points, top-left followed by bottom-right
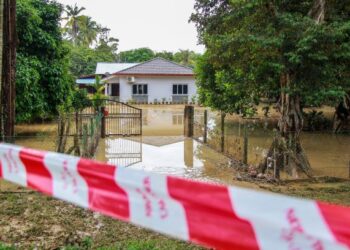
(118, 76), (197, 103)
(104, 77), (120, 96)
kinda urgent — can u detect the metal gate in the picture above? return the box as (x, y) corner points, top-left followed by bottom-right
(79, 99), (142, 137)
(103, 100), (142, 136)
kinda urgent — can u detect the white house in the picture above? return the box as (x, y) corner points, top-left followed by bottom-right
(78, 58), (197, 104)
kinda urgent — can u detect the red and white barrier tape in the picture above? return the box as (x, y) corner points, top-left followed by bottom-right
(0, 143), (349, 250)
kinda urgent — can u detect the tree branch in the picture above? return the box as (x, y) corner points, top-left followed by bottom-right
(308, 0), (325, 24)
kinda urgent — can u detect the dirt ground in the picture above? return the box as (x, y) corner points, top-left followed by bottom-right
(1, 178), (349, 250)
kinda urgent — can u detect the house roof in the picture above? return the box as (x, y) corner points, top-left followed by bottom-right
(113, 58), (194, 76)
(76, 77), (95, 85)
(95, 63), (138, 75)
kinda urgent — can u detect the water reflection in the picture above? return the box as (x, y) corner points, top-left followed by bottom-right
(142, 108), (184, 136)
(96, 136), (235, 185)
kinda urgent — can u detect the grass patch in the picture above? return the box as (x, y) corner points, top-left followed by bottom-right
(263, 181), (350, 206)
(0, 243), (15, 250)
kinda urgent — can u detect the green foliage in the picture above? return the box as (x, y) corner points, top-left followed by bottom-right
(117, 48), (155, 63)
(91, 76), (106, 110)
(191, 0), (350, 115)
(61, 237), (92, 250)
(16, 0), (73, 123)
(62, 4), (119, 78)
(117, 48), (201, 67)
(0, 243), (15, 250)
(173, 50), (201, 68)
(71, 88), (91, 111)
(68, 43), (116, 78)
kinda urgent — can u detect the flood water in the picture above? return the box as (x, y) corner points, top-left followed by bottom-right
(12, 106), (350, 183)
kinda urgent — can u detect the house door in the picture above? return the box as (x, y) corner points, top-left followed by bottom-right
(111, 84), (120, 97)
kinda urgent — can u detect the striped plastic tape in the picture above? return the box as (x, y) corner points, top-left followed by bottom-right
(0, 143), (349, 250)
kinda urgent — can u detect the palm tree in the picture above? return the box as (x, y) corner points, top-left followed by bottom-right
(64, 4), (86, 44)
(77, 16), (100, 46)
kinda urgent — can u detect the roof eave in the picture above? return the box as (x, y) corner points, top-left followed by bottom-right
(113, 73), (195, 77)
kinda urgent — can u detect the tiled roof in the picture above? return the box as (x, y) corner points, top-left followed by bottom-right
(95, 63), (138, 75)
(114, 58), (194, 76)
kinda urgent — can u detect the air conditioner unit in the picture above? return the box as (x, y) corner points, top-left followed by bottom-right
(127, 76), (135, 83)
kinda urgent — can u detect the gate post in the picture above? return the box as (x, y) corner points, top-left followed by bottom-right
(101, 106), (106, 138)
(203, 110), (208, 143)
(184, 105), (194, 137)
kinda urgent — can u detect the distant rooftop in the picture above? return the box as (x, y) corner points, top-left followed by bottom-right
(95, 63), (139, 75)
(115, 58), (194, 76)
(76, 78), (95, 85)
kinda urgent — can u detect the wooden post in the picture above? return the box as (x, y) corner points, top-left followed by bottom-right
(184, 105), (194, 137)
(348, 161), (350, 179)
(203, 110), (208, 143)
(273, 147), (277, 178)
(220, 112), (225, 153)
(1, 0), (16, 140)
(243, 122), (248, 164)
(101, 106), (106, 138)
(140, 109), (143, 136)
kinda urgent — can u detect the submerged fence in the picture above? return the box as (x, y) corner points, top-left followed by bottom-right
(191, 107), (252, 165)
(186, 106), (350, 179)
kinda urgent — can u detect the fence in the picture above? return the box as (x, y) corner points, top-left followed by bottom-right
(68, 100), (142, 137)
(186, 106), (350, 179)
(56, 111), (102, 158)
(192, 108), (250, 165)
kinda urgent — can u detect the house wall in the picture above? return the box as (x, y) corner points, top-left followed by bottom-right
(119, 76), (197, 103)
(104, 77), (120, 96)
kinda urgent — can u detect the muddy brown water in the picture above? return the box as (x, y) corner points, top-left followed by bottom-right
(11, 106), (350, 184)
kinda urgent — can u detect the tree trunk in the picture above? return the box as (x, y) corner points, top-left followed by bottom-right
(259, 0), (326, 178)
(1, 0), (16, 140)
(260, 72), (312, 178)
(308, 0), (325, 24)
(333, 94), (350, 133)
(0, 0), (3, 138)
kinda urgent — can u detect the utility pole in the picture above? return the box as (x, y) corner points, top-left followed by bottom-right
(1, 0), (16, 140)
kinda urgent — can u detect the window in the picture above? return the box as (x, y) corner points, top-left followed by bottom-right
(173, 84), (188, 95)
(133, 84), (148, 95)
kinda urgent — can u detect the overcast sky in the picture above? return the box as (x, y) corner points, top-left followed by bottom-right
(57, 0), (205, 53)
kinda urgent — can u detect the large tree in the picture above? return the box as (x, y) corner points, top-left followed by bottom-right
(63, 3), (85, 45)
(75, 15), (100, 47)
(191, 0), (350, 176)
(16, 0), (73, 122)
